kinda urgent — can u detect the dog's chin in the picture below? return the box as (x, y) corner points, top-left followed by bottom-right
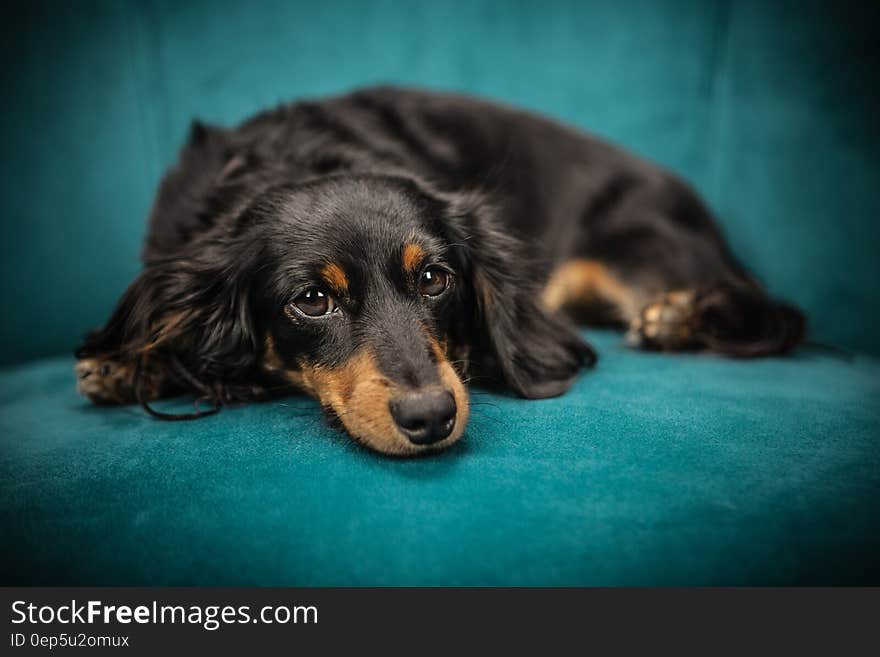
(349, 425), (465, 457)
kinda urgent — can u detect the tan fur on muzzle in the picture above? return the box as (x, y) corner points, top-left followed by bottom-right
(268, 339), (468, 456)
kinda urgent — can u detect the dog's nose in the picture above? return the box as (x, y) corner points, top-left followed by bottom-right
(389, 388), (457, 445)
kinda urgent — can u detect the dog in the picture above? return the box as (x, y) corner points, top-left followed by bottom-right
(75, 86), (805, 455)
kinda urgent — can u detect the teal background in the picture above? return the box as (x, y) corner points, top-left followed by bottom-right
(1, 0), (879, 365)
(1, 1), (878, 585)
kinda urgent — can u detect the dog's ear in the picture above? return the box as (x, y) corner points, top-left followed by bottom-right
(443, 195), (596, 399)
(76, 233), (264, 403)
(466, 266), (596, 399)
(77, 119), (271, 407)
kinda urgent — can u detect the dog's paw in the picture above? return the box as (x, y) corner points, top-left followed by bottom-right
(626, 290), (699, 351)
(75, 358), (137, 404)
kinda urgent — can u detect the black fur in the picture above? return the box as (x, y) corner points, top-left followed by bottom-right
(77, 86), (805, 420)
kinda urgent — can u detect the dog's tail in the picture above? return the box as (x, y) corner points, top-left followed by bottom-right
(695, 279), (807, 357)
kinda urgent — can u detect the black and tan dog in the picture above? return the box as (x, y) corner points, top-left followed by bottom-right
(76, 86), (804, 455)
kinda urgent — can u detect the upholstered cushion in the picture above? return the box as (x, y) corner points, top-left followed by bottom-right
(3, 331), (878, 585)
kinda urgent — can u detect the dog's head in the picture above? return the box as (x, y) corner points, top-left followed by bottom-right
(80, 175), (594, 455)
(258, 176), (471, 455)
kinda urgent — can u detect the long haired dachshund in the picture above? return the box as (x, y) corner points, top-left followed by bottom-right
(75, 86), (805, 455)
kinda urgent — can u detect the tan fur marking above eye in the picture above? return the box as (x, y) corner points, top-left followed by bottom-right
(320, 261), (349, 294)
(542, 259), (644, 322)
(402, 243), (426, 273)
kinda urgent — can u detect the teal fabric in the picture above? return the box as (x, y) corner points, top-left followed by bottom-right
(1, 0), (879, 366)
(2, 1), (879, 585)
(2, 331), (879, 585)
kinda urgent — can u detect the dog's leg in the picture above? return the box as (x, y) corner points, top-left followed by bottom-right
(547, 174), (806, 357)
(543, 258), (696, 350)
(542, 259), (647, 326)
(545, 260), (804, 357)
(75, 355), (165, 405)
(75, 357), (137, 404)
(626, 289), (699, 351)
(633, 282), (806, 356)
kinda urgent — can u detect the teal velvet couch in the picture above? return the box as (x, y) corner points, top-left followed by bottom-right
(2, 0), (878, 585)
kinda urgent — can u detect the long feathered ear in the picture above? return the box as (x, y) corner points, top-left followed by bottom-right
(77, 118), (271, 414)
(76, 232), (265, 410)
(442, 193), (596, 399)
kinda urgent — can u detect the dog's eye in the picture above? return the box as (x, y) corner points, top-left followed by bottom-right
(419, 266), (450, 297)
(289, 288), (336, 317)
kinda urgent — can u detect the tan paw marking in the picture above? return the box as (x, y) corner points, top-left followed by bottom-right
(626, 290), (699, 351)
(75, 358), (137, 404)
